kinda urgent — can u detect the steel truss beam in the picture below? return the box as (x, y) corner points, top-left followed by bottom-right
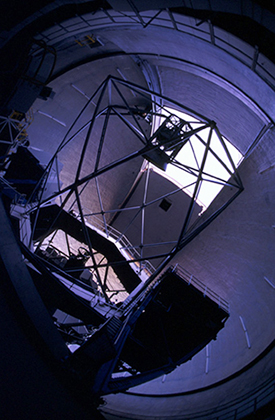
(16, 75), (242, 304)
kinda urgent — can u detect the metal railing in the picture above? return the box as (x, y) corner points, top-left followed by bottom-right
(121, 373), (275, 420)
(53, 271), (119, 318)
(82, 211), (156, 277)
(0, 176), (27, 204)
(176, 373), (275, 420)
(35, 9), (275, 91)
(171, 264), (230, 314)
(121, 262), (230, 321)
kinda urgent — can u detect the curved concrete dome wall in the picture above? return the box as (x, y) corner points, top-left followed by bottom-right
(27, 55), (150, 216)
(1, 1), (275, 419)
(103, 127), (275, 419)
(31, 8), (275, 151)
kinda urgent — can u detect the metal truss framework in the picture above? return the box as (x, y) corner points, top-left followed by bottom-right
(24, 76), (243, 301)
(0, 110), (33, 161)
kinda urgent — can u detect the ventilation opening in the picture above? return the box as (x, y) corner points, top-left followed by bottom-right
(159, 198), (172, 212)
